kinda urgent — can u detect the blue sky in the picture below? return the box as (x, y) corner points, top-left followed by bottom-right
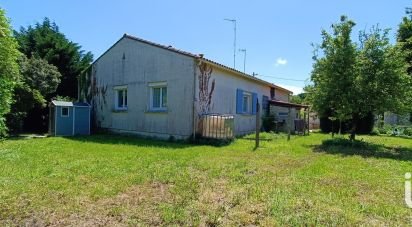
(1, 0), (410, 94)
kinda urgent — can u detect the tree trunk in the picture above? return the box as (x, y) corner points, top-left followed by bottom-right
(349, 113), (359, 141)
(338, 119), (342, 135)
(331, 121), (335, 138)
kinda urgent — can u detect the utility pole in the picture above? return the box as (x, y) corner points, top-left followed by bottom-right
(239, 48), (246, 73)
(224, 18), (236, 69)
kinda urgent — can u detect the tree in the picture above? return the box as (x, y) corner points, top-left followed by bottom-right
(0, 8), (20, 136)
(6, 56), (61, 133)
(14, 18), (93, 98)
(397, 14), (412, 122)
(290, 93), (306, 104)
(309, 16), (411, 141)
(19, 55), (61, 97)
(309, 16), (358, 138)
(13, 18), (93, 132)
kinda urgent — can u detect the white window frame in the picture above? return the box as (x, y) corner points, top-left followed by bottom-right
(149, 82), (167, 111)
(242, 92), (252, 114)
(114, 85), (128, 111)
(61, 107), (69, 117)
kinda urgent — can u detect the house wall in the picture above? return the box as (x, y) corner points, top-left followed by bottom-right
(195, 65), (293, 135)
(55, 106), (73, 136)
(92, 38), (196, 139)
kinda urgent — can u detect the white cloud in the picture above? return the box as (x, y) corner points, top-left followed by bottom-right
(275, 57), (288, 66)
(277, 84), (304, 95)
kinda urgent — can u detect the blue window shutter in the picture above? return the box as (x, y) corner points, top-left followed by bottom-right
(236, 89), (243, 114)
(252, 92), (258, 114)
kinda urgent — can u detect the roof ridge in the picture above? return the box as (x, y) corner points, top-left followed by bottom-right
(97, 34), (293, 94)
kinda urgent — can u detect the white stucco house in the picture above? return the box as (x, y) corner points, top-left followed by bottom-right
(79, 34), (304, 140)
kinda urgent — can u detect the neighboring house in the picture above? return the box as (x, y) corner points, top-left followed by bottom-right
(79, 34), (298, 139)
(384, 112), (411, 126)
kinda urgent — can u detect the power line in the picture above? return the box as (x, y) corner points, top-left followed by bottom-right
(255, 74), (309, 82)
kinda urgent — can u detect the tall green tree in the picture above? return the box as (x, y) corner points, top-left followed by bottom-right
(6, 56), (62, 133)
(0, 8), (20, 136)
(309, 16), (411, 141)
(12, 18), (92, 132)
(14, 18), (93, 98)
(308, 16), (358, 137)
(397, 13), (412, 122)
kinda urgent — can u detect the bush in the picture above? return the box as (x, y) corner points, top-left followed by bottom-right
(370, 128), (380, 135)
(403, 128), (412, 136)
(262, 114), (277, 132)
(377, 124), (392, 135)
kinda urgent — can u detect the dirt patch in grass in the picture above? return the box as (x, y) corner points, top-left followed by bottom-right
(21, 182), (173, 227)
(191, 178), (269, 226)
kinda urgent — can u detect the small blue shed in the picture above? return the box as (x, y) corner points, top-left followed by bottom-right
(49, 101), (91, 136)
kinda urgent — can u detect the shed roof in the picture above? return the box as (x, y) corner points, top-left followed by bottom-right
(51, 101), (90, 107)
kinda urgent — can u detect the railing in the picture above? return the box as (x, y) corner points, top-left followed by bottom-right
(199, 114), (234, 139)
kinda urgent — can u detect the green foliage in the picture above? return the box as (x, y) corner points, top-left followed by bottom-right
(54, 95), (75, 102)
(261, 114), (277, 132)
(397, 16), (412, 75)
(404, 127), (412, 136)
(14, 18), (93, 99)
(370, 127), (380, 136)
(397, 15), (412, 122)
(309, 16), (412, 140)
(6, 56), (60, 133)
(19, 55), (61, 96)
(0, 8), (20, 136)
(376, 124), (393, 135)
(12, 18), (93, 132)
(290, 93), (306, 104)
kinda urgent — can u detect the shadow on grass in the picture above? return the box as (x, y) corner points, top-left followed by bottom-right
(312, 138), (412, 161)
(65, 133), (232, 149)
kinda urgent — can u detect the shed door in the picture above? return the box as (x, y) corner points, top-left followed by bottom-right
(74, 107), (90, 135)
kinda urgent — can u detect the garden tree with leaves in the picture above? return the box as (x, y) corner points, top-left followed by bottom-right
(308, 16), (358, 138)
(6, 56), (61, 133)
(309, 16), (411, 141)
(290, 93), (306, 104)
(0, 8), (20, 136)
(14, 18), (93, 98)
(12, 18), (92, 132)
(397, 13), (412, 122)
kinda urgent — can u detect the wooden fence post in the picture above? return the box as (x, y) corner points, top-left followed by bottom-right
(287, 107), (291, 141)
(255, 100), (260, 149)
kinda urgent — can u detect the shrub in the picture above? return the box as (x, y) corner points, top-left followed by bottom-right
(403, 128), (412, 136)
(262, 114), (277, 132)
(370, 128), (380, 135)
(377, 124), (392, 135)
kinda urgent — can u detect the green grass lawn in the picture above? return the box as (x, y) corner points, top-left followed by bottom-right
(1, 133), (412, 226)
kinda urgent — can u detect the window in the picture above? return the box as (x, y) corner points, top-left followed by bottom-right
(114, 86), (127, 110)
(149, 82), (167, 111)
(242, 93), (252, 113)
(61, 107), (69, 117)
(236, 89), (257, 115)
